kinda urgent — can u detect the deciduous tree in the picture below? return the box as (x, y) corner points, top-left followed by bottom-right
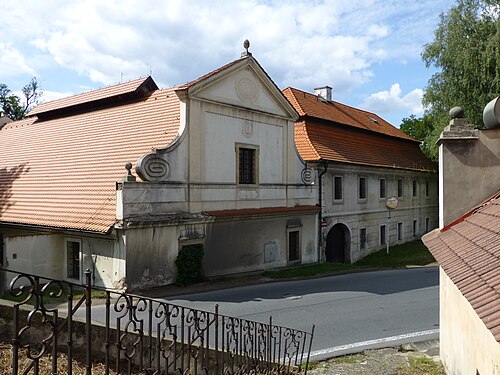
(419, 0), (500, 160)
(0, 78), (42, 120)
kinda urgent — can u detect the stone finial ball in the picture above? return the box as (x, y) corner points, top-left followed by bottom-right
(243, 39), (250, 49)
(125, 162), (133, 171)
(449, 107), (464, 119)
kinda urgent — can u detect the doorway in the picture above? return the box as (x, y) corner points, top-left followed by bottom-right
(325, 224), (350, 263)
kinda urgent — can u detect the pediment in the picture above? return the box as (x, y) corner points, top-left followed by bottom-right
(186, 58), (297, 120)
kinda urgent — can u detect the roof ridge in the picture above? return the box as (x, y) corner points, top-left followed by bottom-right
(282, 87), (306, 116)
(34, 76), (151, 109)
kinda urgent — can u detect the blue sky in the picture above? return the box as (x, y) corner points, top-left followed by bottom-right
(1, 0), (454, 126)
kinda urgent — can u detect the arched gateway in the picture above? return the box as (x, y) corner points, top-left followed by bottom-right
(325, 223), (350, 263)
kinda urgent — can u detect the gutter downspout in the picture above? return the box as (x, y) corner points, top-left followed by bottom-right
(317, 162), (328, 263)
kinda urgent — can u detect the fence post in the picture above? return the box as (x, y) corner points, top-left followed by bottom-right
(85, 269), (92, 375)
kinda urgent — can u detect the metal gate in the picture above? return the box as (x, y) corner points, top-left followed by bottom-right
(0, 268), (314, 374)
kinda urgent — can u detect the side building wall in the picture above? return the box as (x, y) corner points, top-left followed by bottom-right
(439, 268), (500, 375)
(0, 229), (124, 290)
(204, 211), (318, 277)
(321, 163), (438, 263)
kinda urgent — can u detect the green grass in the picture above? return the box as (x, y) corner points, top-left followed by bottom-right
(332, 353), (365, 364)
(396, 356), (446, 375)
(263, 240), (436, 279)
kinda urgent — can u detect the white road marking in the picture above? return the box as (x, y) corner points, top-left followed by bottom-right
(308, 329), (439, 359)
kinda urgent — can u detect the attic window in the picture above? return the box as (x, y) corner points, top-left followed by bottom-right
(370, 117), (379, 124)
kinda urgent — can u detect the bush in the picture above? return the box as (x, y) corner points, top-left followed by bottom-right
(175, 244), (204, 286)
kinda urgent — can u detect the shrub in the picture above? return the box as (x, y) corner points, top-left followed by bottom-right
(175, 244), (204, 286)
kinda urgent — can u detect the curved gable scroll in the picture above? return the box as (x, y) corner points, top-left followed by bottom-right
(136, 151), (170, 182)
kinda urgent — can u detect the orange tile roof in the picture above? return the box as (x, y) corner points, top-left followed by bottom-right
(423, 192), (500, 342)
(29, 76), (157, 116)
(283, 87), (434, 171)
(283, 87), (416, 142)
(294, 119), (436, 171)
(0, 87), (180, 233)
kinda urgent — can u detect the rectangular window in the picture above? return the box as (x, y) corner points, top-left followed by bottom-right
(359, 228), (367, 250)
(397, 222), (403, 241)
(66, 240), (80, 280)
(425, 180), (430, 197)
(358, 177), (367, 200)
(237, 146), (257, 184)
(379, 178), (386, 199)
(397, 179), (403, 198)
(334, 176), (343, 201)
(412, 180), (418, 197)
(288, 231), (300, 262)
(425, 217), (430, 233)
(413, 219), (418, 236)
(380, 225), (386, 245)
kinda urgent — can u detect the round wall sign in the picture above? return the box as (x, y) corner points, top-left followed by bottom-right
(385, 196), (399, 209)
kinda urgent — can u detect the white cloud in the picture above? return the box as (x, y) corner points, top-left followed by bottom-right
(361, 83), (424, 116)
(0, 42), (36, 78)
(2, 0), (445, 87)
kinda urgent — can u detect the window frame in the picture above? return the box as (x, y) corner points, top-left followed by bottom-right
(236, 143), (259, 186)
(413, 219), (418, 237)
(425, 217), (430, 233)
(379, 178), (386, 199)
(333, 175), (343, 202)
(287, 229), (301, 263)
(425, 180), (430, 197)
(412, 179), (418, 198)
(380, 224), (386, 245)
(397, 178), (403, 198)
(359, 227), (367, 250)
(397, 222), (403, 241)
(65, 238), (82, 281)
(358, 176), (367, 201)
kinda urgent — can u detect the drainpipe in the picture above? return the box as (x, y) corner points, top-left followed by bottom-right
(317, 162), (328, 263)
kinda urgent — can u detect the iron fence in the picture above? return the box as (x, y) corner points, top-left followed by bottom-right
(0, 268), (314, 374)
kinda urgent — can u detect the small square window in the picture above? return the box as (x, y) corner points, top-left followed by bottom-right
(359, 228), (367, 250)
(359, 177), (367, 200)
(397, 179), (403, 198)
(334, 176), (343, 201)
(379, 178), (386, 199)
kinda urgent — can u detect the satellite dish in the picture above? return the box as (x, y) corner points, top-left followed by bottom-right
(483, 97), (500, 129)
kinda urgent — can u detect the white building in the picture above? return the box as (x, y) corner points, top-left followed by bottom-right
(0, 49), (318, 290)
(283, 86), (438, 263)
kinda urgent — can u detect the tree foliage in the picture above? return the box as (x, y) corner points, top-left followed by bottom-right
(399, 114), (436, 159)
(418, 0), (500, 160)
(0, 78), (42, 120)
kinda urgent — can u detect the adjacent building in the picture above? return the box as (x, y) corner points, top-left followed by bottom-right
(283, 86), (438, 263)
(423, 105), (500, 375)
(0, 50), (318, 290)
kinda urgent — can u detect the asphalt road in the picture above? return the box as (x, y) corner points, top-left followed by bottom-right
(83, 267), (439, 361)
(165, 267), (440, 360)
